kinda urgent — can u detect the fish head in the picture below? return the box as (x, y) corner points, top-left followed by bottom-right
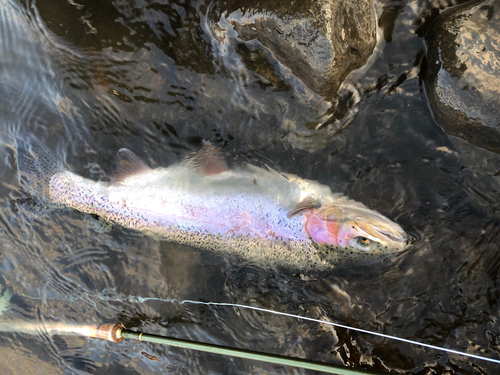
(304, 199), (408, 267)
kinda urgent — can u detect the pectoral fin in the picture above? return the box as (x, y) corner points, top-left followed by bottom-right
(287, 197), (321, 218)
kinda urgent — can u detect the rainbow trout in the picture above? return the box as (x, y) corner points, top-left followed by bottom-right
(17, 140), (407, 270)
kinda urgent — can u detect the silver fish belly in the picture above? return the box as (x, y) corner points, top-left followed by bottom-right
(17, 141), (408, 270)
(48, 165), (328, 269)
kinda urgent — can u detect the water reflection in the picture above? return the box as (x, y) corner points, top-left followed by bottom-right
(0, 0), (500, 373)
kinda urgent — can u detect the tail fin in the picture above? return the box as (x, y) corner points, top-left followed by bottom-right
(16, 137), (62, 201)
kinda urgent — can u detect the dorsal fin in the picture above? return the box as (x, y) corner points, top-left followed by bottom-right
(192, 142), (229, 176)
(287, 197), (321, 218)
(113, 148), (152, 181)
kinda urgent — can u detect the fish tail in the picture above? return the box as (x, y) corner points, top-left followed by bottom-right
(16, 136), (62, 201)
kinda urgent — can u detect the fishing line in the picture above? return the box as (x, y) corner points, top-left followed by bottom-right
(179, 300), (500, 365)
(17, 290), (500, 364)
(90, 291), (500, 365)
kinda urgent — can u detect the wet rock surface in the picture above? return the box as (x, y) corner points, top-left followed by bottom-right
(424, 0), (500, 154)
(208, 0), (377, 102)
(26, 0), (377, 152)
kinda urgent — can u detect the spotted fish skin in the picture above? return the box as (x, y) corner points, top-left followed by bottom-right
(18, 141), (408, 270)
(48, 166), (327, 270)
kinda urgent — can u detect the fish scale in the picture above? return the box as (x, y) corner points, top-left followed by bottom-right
(49, 169), (321, 269)
(17, 139), (408, 270)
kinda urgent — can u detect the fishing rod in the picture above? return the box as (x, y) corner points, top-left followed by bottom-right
(96, 323), (379, 375)
(0, 320), (376, 375)
(2, 295), (500, 372)
(5, 294), (500, 374)
(2, 311), (500, 374)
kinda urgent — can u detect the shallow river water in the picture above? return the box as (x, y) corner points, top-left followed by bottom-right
(1, 0), (500, 374)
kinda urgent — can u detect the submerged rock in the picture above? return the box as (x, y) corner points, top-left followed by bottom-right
(424, 0), (500, 154)
(207, 0), (377, 101)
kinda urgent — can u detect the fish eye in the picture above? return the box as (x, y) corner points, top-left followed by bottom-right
(354, 237), (375, 251)
(358, 237), (370, 245)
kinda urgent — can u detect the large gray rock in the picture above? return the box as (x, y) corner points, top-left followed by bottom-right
(208, 0), (377, 101)
(424, 0), (500, 154)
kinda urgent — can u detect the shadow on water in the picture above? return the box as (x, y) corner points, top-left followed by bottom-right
(1, 0), (500, 373)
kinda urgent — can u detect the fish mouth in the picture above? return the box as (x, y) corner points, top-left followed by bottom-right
(355, 218), (407, 245)
(375, 227), (407, 244)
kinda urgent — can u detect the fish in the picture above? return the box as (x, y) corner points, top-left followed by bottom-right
(16, 139), (407, 270)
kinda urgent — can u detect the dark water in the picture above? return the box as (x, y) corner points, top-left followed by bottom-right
(0, 0), (500, 373)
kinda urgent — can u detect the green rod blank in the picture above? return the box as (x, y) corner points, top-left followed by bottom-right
(120, 329), (378, 375)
